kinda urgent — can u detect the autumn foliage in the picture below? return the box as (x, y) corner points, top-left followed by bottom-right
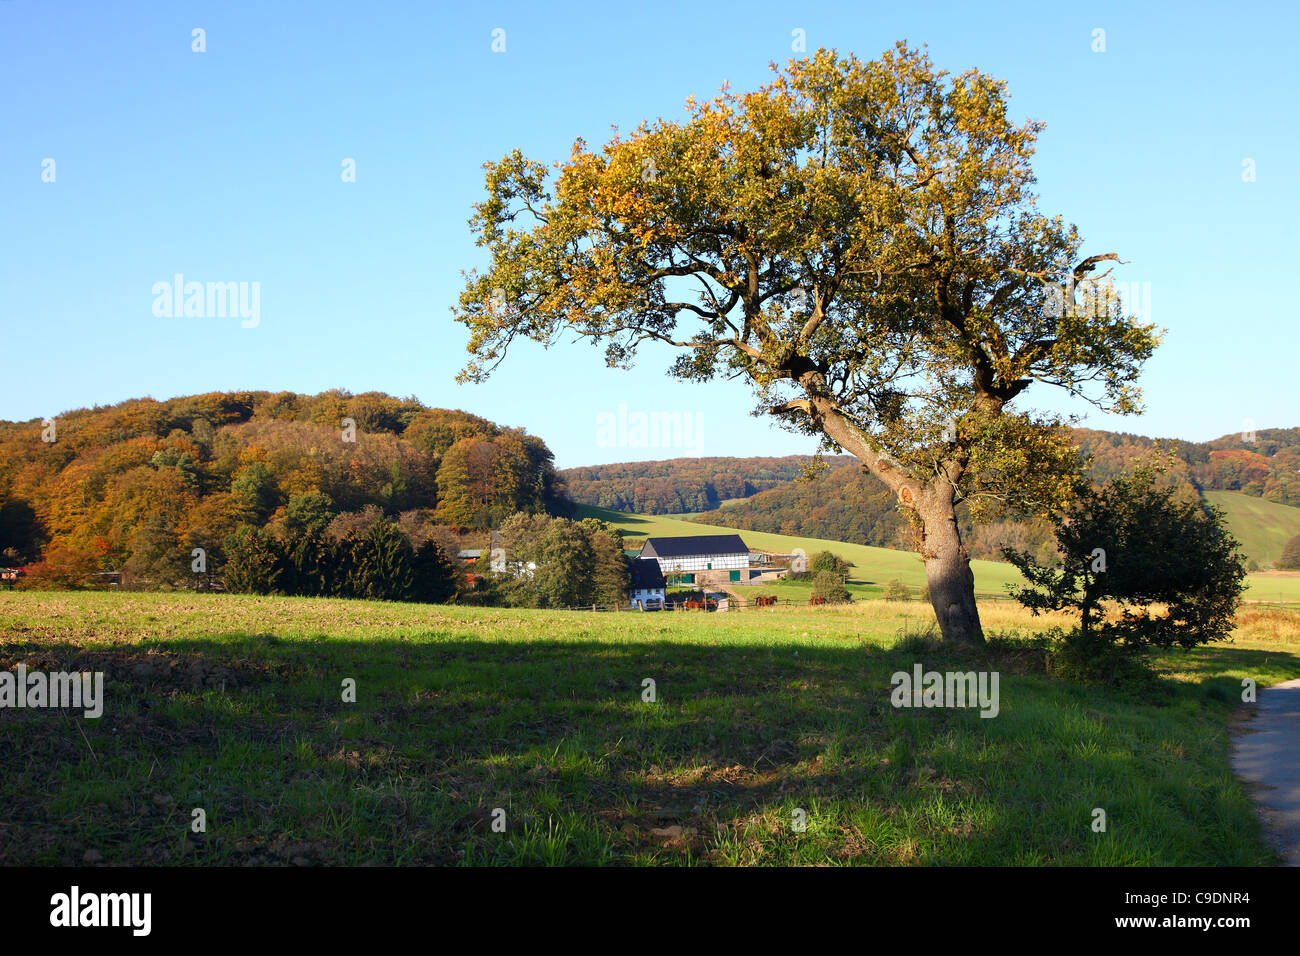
(0, 390), (566, 592)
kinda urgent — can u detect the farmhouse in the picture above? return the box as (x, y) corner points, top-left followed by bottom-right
(628, 557), (667, 607)
(638, 534), (750, 582)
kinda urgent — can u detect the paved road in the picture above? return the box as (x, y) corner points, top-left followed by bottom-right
(1232, 678), (1300, 866)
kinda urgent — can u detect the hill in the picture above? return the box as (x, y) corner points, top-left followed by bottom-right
(1203, 491), (1300, 567)
(559, 455), (854, 514)
(0, 390), (564, 584)
(687, 427), (1300, 566)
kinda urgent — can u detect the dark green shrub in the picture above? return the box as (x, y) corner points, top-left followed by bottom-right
(222, 527), (285, 594)
(810, 551), (852, 576)
(812, 570), (851, 603)
(1005, 465), (1246, 680)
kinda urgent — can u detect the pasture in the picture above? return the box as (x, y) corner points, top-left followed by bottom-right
(1203, 491), (1300, 568)
(2, 590), (1297, 866)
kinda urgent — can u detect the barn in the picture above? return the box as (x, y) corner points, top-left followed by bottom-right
(638, 534), (750, 582)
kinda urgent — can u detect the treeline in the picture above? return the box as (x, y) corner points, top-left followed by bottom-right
(1074, 427), (1300, 504)
(478, 513), (630, 609)
(559, 455), (855, 514)
(695, 461), (902, 547)
(691, 429), (1225, 564)
(195, 508), (634, 609)
(0, 390), (568, 587)
(223, 514), (458, 603)
(220, 510), (631, 609)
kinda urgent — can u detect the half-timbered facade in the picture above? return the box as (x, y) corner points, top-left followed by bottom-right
(638, 534), (750, 575)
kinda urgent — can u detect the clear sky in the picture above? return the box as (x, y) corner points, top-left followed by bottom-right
(2, 0), (1296, 469)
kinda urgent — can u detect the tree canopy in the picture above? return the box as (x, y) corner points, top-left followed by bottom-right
(454, 43), (1160, 643)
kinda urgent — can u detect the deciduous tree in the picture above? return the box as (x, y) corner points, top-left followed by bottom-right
(453, 44), (1158, 643)
(1280, 533), (1300, 570)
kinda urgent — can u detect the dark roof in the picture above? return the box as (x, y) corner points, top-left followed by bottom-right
(639, 534), (749, 559)
(629, 558), (667, 590)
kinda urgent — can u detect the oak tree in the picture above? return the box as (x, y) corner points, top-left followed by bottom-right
(453, 44), (1159, 643)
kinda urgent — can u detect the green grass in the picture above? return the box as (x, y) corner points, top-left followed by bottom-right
(576, 503), (1024, 597)
(2, 590), (1297, 866)
(1203, 490), (1300, 567)
(677, 498), (748, 519)
(1239, 571), (1300, 604)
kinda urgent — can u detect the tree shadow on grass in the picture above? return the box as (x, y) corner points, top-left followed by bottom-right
(1, 633), (1296, 866)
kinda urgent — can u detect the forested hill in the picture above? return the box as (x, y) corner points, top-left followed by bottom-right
(558, 455), (856, 514)
(560, 427), (1300, 566)
(0, 390), (566, 575)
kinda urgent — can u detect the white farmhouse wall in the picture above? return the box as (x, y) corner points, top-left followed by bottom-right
(653, 552), (748, 574)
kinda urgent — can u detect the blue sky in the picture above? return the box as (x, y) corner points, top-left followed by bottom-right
(2, 0), (1296, 469)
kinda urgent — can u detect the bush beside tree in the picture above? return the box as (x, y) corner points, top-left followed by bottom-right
(1003, 465), (1246, 680)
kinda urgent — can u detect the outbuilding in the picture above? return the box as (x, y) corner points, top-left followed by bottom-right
(629, 557), (668, 607)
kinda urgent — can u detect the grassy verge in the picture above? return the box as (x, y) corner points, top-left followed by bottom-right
(1, 591), (1297, 866)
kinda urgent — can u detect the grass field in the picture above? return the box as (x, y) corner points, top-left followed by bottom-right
(678, 498), (748, 519)
(1240, 571), (1300, 605)
(1203, 491), (1300, 567)
(2, 590), (1297, 866)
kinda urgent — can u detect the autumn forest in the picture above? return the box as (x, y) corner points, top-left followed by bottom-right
(0, 390), (567, 589)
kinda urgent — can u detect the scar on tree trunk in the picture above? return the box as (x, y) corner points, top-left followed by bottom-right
(908, 491), (986, 646)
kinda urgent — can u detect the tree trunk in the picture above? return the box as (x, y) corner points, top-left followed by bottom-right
(916, 494), (985, 646)
(794, 392), (986, 645)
